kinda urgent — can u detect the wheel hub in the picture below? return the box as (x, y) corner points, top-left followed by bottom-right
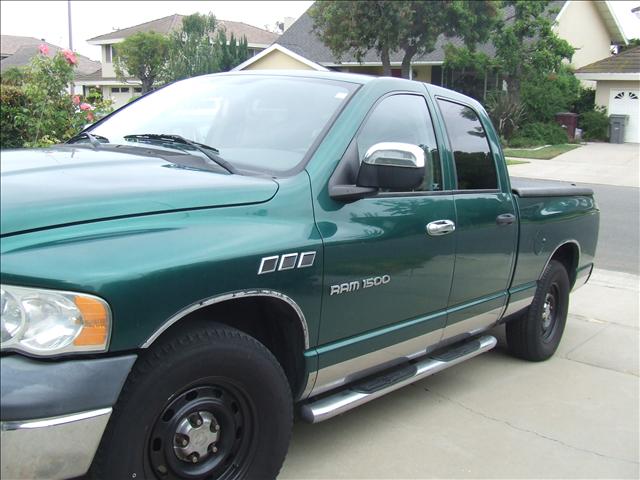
(541, 292), (555, 331)
(173, 411), (220, 463)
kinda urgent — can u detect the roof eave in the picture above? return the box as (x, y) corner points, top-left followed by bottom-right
(575, 72), (640, 80)
(594, 1), (628, 45)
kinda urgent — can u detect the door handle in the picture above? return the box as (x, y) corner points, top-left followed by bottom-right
(426, 220), (456, 236)
(496, 213), (516, 226)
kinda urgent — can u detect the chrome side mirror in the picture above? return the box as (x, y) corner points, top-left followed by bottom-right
(357, 142), (426, 190)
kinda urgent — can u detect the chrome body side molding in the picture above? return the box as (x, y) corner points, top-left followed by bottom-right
(440, 305), (504, 342)
(142, 289), (310, 349)
(310, 329), (442, 398)
(502, 294), (535, 318)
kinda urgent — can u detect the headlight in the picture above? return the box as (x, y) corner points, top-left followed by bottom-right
(0, 285), (111, 356)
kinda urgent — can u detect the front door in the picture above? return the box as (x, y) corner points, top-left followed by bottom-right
(435, 98), (518, 340)
(311, 93), (457, 393)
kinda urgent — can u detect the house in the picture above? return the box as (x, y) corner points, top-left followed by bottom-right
(575, 47), (640, 143)
(77, 14), (279, 108)
(235, 1), (627, 94)
(1, 35), (101, 92)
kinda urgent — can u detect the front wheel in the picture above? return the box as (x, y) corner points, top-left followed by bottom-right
(91, 324), (293, 480)
(506, 260), (570, 361)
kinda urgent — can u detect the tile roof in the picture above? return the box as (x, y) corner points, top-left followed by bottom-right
(0, 41), (101, 77)
(87, 14), (278, 46)
(1, 34), (43, 56)
(276, 2), (566, 66)
(575, 46), (640, 74)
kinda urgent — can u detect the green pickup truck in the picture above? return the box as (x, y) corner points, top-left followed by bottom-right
(0, 72), (598, 480)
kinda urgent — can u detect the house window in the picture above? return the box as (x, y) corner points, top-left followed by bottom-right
(121, 87), (130, 93)
(105, 45), (111, 63)
(111, 87), (120, 93)
(629, 92), (638, 100)
(614, 92), (625, 99)
(134, 87), (142, 93)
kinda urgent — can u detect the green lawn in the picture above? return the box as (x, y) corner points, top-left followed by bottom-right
(506, 159), (529, 165)
(503, 144), (581, 160)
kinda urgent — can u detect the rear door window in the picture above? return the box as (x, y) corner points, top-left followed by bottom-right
(437, 99), (498, 190)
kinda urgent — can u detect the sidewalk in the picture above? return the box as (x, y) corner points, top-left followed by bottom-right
(280, 269), (639, 479)
(507, 142), (640, 188)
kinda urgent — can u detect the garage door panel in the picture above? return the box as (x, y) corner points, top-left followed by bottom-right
(609, 89), (639, 143)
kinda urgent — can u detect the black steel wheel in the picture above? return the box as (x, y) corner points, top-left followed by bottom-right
(91, 324), (292, 480)
(506, 260), (570, 361)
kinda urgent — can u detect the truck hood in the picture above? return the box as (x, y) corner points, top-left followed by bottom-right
(1, 146), (279, 236)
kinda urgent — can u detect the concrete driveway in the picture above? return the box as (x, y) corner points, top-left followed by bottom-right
(280, 269), (639, 479)
(507, 142), (640, 187)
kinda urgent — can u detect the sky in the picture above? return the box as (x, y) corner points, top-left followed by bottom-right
(0, 1), (314, 60)
(1, 0), (639, 61)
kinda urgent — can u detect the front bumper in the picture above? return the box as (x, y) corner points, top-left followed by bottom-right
(0, 354), (136, 479)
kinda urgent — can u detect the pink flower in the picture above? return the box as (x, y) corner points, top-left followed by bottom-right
(79, 102), (92, 111)
(86, 112), (95, 122)
(72, 95), (81, 106)
(62, 49), (77, 65)
(38, 44), (49, 55)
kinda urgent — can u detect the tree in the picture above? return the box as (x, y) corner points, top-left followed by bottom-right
(446, 1), (575, 104)
(114, 31), (169, 93)
(215, 29), (249, 72)
(309, 1), (498, 78)
(163, 13), (218, 83)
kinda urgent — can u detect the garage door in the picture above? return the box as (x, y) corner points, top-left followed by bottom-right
(609, 89), (640, 143)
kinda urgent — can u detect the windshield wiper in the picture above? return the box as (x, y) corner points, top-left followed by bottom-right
(123, 134), (237, 174)
(67, 131), (109, 148)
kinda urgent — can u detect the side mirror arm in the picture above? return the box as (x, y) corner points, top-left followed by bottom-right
(328, 184), (378, 201)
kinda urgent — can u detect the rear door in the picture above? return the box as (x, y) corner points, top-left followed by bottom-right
(435, 98), (518, 341)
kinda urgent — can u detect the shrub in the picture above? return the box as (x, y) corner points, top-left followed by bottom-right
(580, 107), (608, 141)
(573, 87), (595, 114)
(485, 91), (526, 139)
(518, 122), (568, 145)
(1, 45), (113, 148)
(520, 67), (581, 123)
(0, 85), (29, 148)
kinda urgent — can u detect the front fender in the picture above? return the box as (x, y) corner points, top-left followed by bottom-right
(0, 175), (322, 352)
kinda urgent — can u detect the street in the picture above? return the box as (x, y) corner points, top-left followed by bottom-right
(281, 143), (640, 479)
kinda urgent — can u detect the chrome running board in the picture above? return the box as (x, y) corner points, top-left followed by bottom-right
(301, 335), (497, 423)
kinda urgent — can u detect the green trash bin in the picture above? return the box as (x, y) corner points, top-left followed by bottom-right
(609, 114), (629, 144)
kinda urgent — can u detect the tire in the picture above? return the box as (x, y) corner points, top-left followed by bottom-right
(91, 323), (293, 480)
(506, 260), (570, 361)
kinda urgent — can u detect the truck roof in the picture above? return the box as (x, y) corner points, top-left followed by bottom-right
(213, 70), (484, 110)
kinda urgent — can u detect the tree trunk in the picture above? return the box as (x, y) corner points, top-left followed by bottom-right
(142, 77), (153, 94)
(381, 47), (391, 76)
(400, 46), (417, 80)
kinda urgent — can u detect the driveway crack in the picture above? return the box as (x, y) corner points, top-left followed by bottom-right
(424, 387), (639, 466)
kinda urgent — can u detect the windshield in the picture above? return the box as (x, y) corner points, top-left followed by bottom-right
(89, 75), (358, 174)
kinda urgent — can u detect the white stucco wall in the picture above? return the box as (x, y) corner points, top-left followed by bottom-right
(554, 1), (613, 70)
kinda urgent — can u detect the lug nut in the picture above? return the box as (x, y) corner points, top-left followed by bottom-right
(189, 453), (199, 463)
(175, 434), (189, 447)
(189, 414), (203, 427)
(157, 465), (167, 474)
